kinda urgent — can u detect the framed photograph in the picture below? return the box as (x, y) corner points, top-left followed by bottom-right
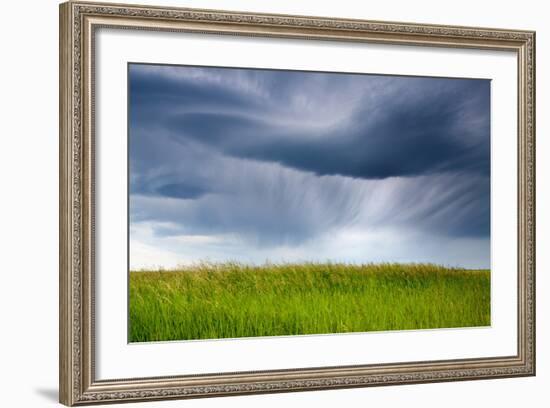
(59, 1), (536, 405)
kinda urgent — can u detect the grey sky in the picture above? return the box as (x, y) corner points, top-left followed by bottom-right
(129, 63), (490, 269)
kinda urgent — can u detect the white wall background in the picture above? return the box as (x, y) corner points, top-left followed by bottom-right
(0, 0), (546, 407)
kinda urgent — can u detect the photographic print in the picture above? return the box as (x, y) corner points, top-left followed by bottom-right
(128, 63), (491, 343)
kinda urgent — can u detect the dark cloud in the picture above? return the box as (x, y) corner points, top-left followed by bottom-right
(128, 63), (491, 251)
(130, 64), (490, 180)
(163, 79), (489, 180)
(129, 68), (257, 113)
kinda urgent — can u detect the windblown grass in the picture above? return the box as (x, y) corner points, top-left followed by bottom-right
(129, 262), (490, 342)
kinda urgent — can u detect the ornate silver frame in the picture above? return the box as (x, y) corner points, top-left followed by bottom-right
(59, 1), (536, 405)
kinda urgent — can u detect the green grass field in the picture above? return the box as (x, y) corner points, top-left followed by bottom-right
(129, 262), (490, 342)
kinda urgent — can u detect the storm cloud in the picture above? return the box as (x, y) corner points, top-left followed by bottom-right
(128, 63), (490, 269)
